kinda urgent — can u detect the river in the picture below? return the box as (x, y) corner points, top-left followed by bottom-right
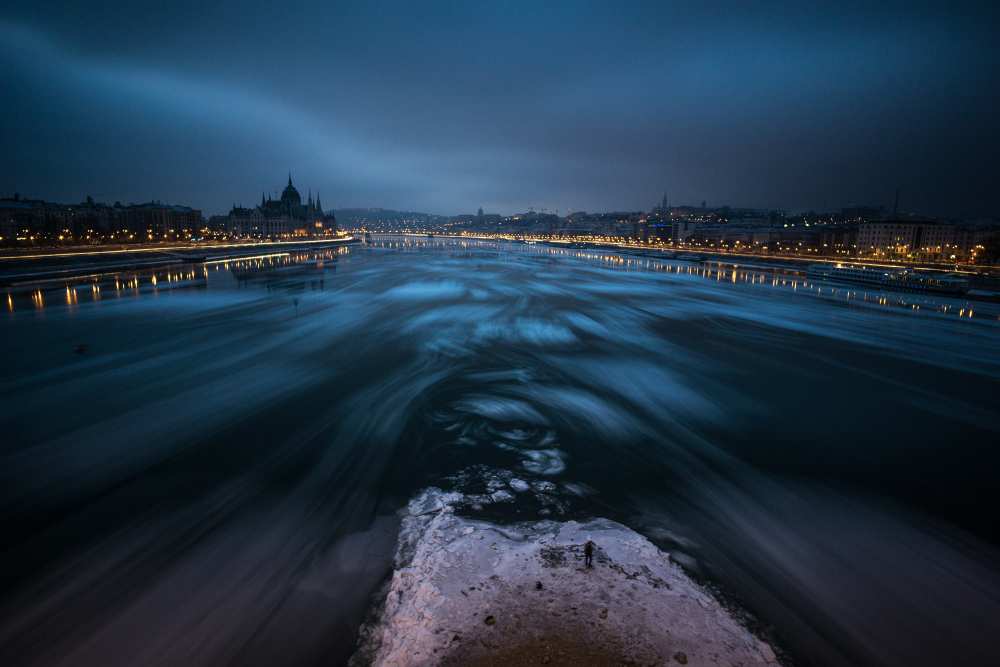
(2, 236), (999, 666)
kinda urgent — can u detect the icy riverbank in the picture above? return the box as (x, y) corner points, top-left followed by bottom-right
(353, 490), (779, 666)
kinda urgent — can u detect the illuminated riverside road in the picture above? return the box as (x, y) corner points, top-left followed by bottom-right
(1, 236), (999, 666)
(0, 236), (356, 261)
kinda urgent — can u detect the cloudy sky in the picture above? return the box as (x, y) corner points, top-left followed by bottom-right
(2, 1), (998, 216)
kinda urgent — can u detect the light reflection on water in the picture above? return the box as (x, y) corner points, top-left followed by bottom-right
(2, 241), (992, 323)
(1, 236), (999, 667)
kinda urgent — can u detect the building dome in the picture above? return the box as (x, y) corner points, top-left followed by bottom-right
(280, 173), (301, 207)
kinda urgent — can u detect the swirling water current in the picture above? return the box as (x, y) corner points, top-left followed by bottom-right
(2, 236), (999, 666)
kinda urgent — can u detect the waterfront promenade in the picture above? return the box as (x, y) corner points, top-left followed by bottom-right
(0, 236), (357, 287)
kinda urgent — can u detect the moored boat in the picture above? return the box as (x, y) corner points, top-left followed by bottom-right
(807, 263), (969, 295)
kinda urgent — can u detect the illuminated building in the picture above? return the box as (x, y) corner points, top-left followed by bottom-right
(227, 173), (337, 238)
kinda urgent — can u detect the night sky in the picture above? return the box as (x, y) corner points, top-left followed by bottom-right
(2, 1), (998, 217)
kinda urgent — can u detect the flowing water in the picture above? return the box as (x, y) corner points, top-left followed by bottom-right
(2, 236), (999, 666)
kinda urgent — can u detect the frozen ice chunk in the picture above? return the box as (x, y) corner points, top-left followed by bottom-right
(521, 449), (566, 475)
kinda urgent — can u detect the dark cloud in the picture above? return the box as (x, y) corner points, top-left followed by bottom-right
(2, 1), (998, 216)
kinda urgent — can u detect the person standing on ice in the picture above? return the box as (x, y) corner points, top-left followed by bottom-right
(584, 540), (595, 568)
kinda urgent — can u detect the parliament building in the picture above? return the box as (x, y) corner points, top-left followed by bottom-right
(228, 174), (337, 237)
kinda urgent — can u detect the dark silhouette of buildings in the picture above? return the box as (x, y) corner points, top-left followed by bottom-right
(0, 193), (202, 245)
(227, 173), (337, 238)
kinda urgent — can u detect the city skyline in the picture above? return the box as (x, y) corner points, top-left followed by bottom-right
(3, 2), (999, 218)
(1, 183), (993, 222)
